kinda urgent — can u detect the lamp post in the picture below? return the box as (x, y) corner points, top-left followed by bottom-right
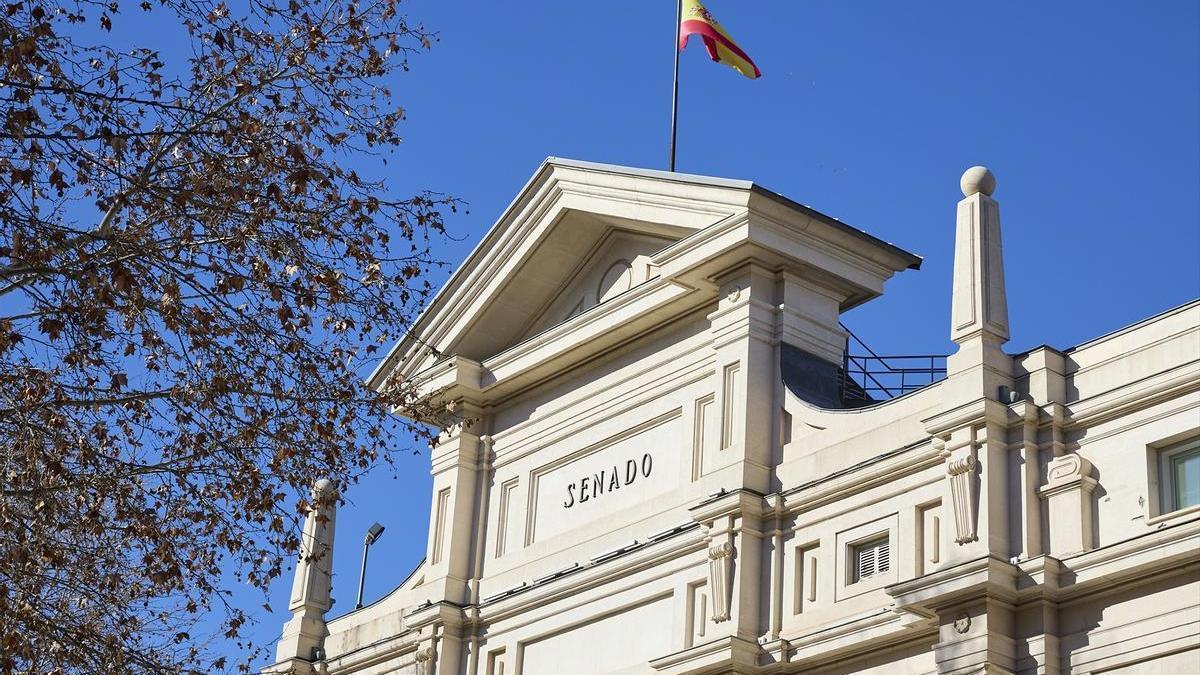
(355, 522), (385, 609)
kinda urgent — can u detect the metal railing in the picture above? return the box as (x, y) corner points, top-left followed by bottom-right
(840, 323), (947, 404)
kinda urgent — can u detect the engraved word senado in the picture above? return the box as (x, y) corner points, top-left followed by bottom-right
(562, 453), (653, 508)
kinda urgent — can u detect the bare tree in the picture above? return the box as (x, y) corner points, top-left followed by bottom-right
(0, 0), (453, 671)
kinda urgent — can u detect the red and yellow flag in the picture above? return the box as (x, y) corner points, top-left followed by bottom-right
(678, 0), (761, 79)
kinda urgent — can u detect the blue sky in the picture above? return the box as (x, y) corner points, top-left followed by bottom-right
(245, 0), (1200, 665)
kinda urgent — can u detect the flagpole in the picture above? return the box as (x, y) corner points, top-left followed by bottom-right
(669, 0), (681, 172)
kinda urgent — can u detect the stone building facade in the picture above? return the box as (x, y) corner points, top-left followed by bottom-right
(267, 159), (1200, 675)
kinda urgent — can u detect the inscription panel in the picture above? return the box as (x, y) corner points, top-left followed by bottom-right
(528, 410), (681, 544)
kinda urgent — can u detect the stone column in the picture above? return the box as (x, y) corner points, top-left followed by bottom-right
(274, 478), (338, 669)
(936, 166), (1016, 567)
(415, 402), (487, 675)
(706, 264), (778, 493)
(928, 401), (1011, 566)
(423, 403), (486, 606)
(689, 491), (769, 667)
(1013, 401), (1044, 560)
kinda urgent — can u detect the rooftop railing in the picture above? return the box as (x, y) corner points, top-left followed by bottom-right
(840, 323), (947, 406)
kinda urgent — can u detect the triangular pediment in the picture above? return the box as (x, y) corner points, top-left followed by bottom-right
(371, 158), (755, 385)
(369, 158), (922, 395)
(448, 211), (688, 361)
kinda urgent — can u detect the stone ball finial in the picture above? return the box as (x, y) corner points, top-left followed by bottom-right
(313, 478), (335, 497)
(960, 166), (996, 197)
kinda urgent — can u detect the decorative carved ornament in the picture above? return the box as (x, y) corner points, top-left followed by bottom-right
(943, 441), (979, 545)
(1046, 453), (1090, 486)
(707, 541), (734, 623)
(1040, 452), (1096, 499)
(415, 644), (436, 675)
(723, 284), (742, 304)
(953, 612), (971, 634)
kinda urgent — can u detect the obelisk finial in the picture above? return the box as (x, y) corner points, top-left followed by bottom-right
(274, 478), (338, 665)
(950, 165), (1009, 349)
(947, 165), (1012, 396)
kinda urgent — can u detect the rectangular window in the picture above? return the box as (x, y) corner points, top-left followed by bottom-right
(1162, 439), (1200, 513)
(851, 536), (890, 584)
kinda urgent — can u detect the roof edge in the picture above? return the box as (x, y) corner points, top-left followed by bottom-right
(1008, 298), (1200, 359)
(1062, 298), (1200, 355)
(749, 184), (923, 270)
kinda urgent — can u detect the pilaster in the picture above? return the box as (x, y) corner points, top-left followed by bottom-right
(907, 168), (1022, 675)
(1013, 347), (1067, 407)
(931, 167), (1017, 570)
(888, 557), (1022, 675)
(776, 272), (847, 366)
(424, 404), (488, 606)
(707, 263), (778, 493)
(926, 399), (1013, 566)
(690, 491), (770, 649)
(405, 605), (467, 675)
(932, 598), (1019, 675)
(1012, 401), (1043, 560)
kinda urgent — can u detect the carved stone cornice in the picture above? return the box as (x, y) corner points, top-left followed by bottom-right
(404, 600), (466, 632)
(647, 634), (762, 673)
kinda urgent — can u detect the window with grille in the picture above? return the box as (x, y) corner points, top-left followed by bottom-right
(851, 535), (890, 583)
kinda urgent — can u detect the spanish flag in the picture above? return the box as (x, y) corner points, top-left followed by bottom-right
(678, 0), (761, 79)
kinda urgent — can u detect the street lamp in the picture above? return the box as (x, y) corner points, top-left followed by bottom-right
(355, 522), (386, 609)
